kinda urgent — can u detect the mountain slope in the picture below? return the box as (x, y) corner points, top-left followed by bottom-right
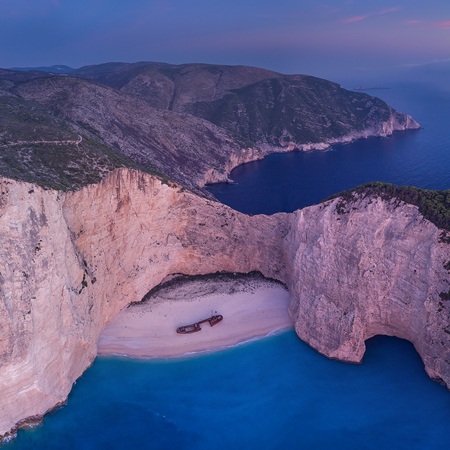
(74, 62), (420, 148)
(0, 78), (146, 190)
(73, 62), (281, 110)
(0, 63), (419, 192)
(0, 71), (249, 191)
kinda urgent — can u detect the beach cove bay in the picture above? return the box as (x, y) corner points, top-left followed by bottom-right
(5, 79), (450, 449)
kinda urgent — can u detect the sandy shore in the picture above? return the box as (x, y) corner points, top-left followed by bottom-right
(97, 275), (293, 359)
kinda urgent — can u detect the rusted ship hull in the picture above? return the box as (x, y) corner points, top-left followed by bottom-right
(176, 314), (223, 334)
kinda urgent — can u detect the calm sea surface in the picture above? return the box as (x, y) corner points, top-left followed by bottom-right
(6, 81), (450, 449)
(207, 82), (450, 214)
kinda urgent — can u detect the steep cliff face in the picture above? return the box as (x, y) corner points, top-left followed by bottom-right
(0, 169), (287, 439)
(0, 169), (448, 439)
(0, 178), (95, 438)
(286, 196), (450, 384)
(62, 169), (288, 320)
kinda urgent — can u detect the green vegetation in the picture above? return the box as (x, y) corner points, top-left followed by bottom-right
(0, 95), (75, 143)
(0, 94), (167, 190)
(326, 182), (450, 231)
(439, 231), (450, 243)
(0, 136), (160, 190)
(190, 76), (393, 147)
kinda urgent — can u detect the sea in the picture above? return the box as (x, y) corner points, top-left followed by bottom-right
(5, 80), (450, 449)
(208, 81), (450, 214)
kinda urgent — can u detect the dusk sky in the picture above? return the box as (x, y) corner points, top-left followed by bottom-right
(2, 0), (450, 81)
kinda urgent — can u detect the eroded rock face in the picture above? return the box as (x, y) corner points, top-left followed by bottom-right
(0, 169), (287, 438)
(61, 169), (288, 320)
(0, 169), (448, 439)
(0, 179), (95, 440)
(286, 196), (450, 383)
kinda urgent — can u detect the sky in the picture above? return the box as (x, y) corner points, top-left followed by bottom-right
(1, 0), (450, 81)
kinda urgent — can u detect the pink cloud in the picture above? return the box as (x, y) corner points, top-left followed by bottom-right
(341, 6), (400, 24)
(341, 15), (369, 24)
(380, 7), (401, 15)
(436, 20), (450, 29)
(403, 18), (450, 29)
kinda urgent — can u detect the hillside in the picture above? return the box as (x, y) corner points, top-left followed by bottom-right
(73, 62), (419, 148)
(0, 63), (419, 192)
(0, 70), (246, 191)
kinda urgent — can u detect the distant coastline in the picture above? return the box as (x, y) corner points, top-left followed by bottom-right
(353, 86), (390, 91)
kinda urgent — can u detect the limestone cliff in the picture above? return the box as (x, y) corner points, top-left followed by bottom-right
(0, 179), (95, 439)
(0, 169), (287, 439)
(0, 169), (448, 440)
(286, 196), (450, 384)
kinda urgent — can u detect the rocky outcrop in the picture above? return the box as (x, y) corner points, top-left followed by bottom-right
(0, 169), (448, 440)
(286, 196), (450, 383)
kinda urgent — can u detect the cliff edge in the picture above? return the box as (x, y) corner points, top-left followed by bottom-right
(0, 169), (287, 439)
(0, 169), (448, 439)
(287, 194), (450, 384)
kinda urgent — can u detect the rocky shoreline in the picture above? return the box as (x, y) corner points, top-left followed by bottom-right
(201, 110), (419, 186)
(0, 168), (448, 440)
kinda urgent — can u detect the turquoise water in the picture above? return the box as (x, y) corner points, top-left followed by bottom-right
(5, 81), (450, 449)
(6, 332), (450, 449)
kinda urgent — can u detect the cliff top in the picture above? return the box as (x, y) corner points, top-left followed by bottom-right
(327, 181), (450, 231)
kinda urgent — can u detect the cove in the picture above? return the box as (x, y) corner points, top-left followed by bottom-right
(6, 332), (450, 449)
(5, 80), (450, 449)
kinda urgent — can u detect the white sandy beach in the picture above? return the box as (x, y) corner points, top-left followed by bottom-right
(97, 276), (293, 359)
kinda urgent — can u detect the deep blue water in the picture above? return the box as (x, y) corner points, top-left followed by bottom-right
(207, 82), (450, 214)
(5, 81), (450, 449)
(6, 333), (450, 450)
